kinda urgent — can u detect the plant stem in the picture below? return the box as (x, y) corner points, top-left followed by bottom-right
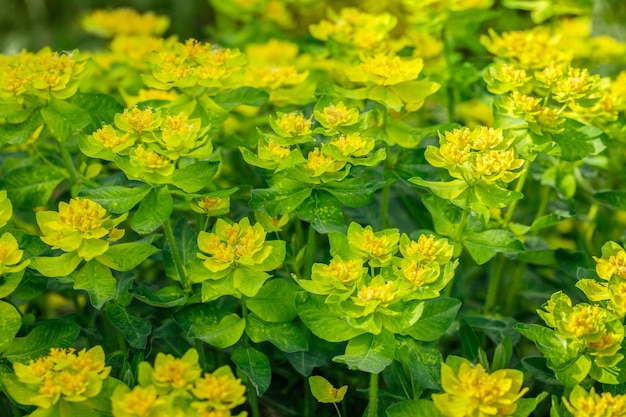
(245, 375), (261, 417)
(368, 372), (378, 417)
(305, 224), (316, 279)
(503, 169), (529, 227)
(333, 403), (343, 417)
(380, 182), (391, 229)
(504, 261), (525, 315)
(163, 218), (192, 295)
(58, 140), (79, 185)
(484, 253), (505, 314)
(195, 339), (207, 371)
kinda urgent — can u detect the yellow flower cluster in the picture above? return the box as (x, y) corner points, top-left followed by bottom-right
(81, 8), (170, 38)
(425, 126), (525, 185)
(11, 346), (110, 409)
(348, 54), (424, 87)
(432, 360), (528, 417)
(36, 197), (127, 261)
(0, 48), (89, 103)
(114, 349), (246, 417)
(197, 217), (272, 272)
(564, 385), (626, 417)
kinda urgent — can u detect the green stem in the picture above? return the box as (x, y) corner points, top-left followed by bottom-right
(442, 26), (456, 123)
(368, 372), (378, 417)
(58, 141), (79, 185)
(584, 202), (599, 254)
(305, 224), (316, 279)
(380, 183), (391, 229)
(195, 339), (207, 371)
(333, 403), (343, 417)
(163, 218), (192, 295)
(533, 186), (551, 224)
(503, 169), (529, 227)
(245, 374), (261, 417)
(484, 253), (505, 314)
(504, 261), (525, 315)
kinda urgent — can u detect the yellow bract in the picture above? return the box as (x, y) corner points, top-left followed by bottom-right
(432, 361), (528, 417)
(111, 385), (163, 417)
(0, 190), (12, 228)
(150, 350), (202, 392)
(0, 232), (29, 275)
(564, 386), (626, 417)
(13, 346), (110, 409)
(191, 372), (246, 409)
(349, 54), (424, 86)
(81, 8), (170, 38)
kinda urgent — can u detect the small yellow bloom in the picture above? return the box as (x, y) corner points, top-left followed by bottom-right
(116, 107), (162, 135)
(304, 148), (346, 177)
(348, 54), (424, 86)
(595, 245), (626, 280)
(347, 223), (399, 267)
(319, 257), (365, 286)
(81, 8), (170, 37)
(432, 361), (528, 417)
(563, 304), (606, 339)
(353, 276), (399, 310)
(149, 349), (202, 392)
(110, 35), (164, 68)
(0, 190), (13, 228)
(92, 125), (134, 153)
(316, 102), (360, 130)
(191, 366), (246, 409)
(0, 232), (29, 275)
(129, 144), (175, 176)
(400, 234), (454, 264)
(246, 65), (309, 90)
(330, 133), (374, 157)
(245, 39), (299, 65)
(564, 385), (626, 417)
(273, 112), (312, 137)
(111, 385), (163, 417)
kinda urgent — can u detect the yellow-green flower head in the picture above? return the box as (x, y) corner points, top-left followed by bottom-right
(271, 112), (313, 138)
(399, 257), (440, 288)
(159, 112), (211, 159)
(313, 256), (366, 291)
(257, 138), (292, 165)
(245, 65), (309, 90)
(81, 8), (169, 37)
(141, 349), (202, 393)
(192, 196), (231, 218)
(594, 241), (626, 281)
(534, 63), (568, 89)
(197, 217), (272, 273)
(0, 232), (30, 275)
(315, 102), (360, 130)
(191, 366), (246, 409)
(348, 54), (424, 86)
(503, 91), (565, 134)
(92, 125), (135, 153)
(469, 149), (525, 183)
(404, 30), (444, 60)
(0, 49), (89, 102)
(146, 38), (247, 90)
(36, 198), (127, 261)
(432, 360), (528, 417)
(352, 275), (400, 310)
(347, 223), (400, 267)
(400, 234), (454, 264)
(480, 27), (572, 70)
(0, 190), (12, 228)
(484, 63), (530, 94)
(129, 145), (175, 177)
(115, 107), (163, 135)
(303, 148), (346, 177)
(111, 384), (165, 417)
(564, 385), (626, 417)
(110, 35), (165, 69)
(309, 7), (397, 52)
(245, 39), (300, 65)
(12, 346), (110, 409)
(254, 210), (289, 233)
(329, 133), (375, 158)
(552, 67), (601, 103)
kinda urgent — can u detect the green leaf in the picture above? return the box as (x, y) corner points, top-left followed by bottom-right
(163, 220), (198, 281)
(131, 284), (187, 308)
(71, 93), (124, 134)
(296, 292), (366, 342)
(0, 111), (43, 145)
(474, 182), (523, 208)
(595, 191), (626, 210)
(309, 376), (348, 403)
(78, 186), (151, 214)
(104, 303), (151, 349)
(245, 313), (308, 353)
(72, 260), (116, 309)
(551, 119), (607, 162)
(250, 183), (312, 216)
(213, 87), (269, 110)
(231, 346), (271, 396)
(233, 268), (271, 297)
(395, 336), (442, 390)
(422, 193), (464, 238)
(40, 100), (91, 141)
(296, 190), (346, 234)
(521, 357), (559, 386)
(322, 178), (385, 208)
(284, 336), (340, 377)
(492, 335), (513, 371)
(131, 187), (173, 234)
(409, 177), (468, 200)
(334, 329), (395, 374)
(246, 279), (299, 322)
(195, 96), (229, 127)
(0, 269), (25, 299)
(29, 252), (82, 277)
(0, 300), (21, 350)
(403, 298), (461, 341)
(174, 303), (245, 349)
(170, 161), (220, 193)
(512, 393), (549, 417)
(0, 320), (80, 363)
(460, 320), (480, 362)
(387, 399), (445, 417)
(463, 230), (524, 265)
(0, 165), (67, 209)
(96, 242), (159, 271)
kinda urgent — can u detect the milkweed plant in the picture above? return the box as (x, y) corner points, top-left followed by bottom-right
(1, 1), (626, 416)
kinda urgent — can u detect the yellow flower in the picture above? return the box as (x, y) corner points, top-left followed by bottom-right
(0, 190), (12, 228)
(400, 258), (439, 287)
(595, 244), (626, 280)
(191, 366), (246, 409)
(552, 67), (601, 103)
(110, 35), (164, 68)
(193, 196), (231, 217)
(116, 107), (162, 135)
(315, 102), (360, 130)
(197, 217), (272, 273)
(81, 8), (169, 38)
(245, 39), (299, 65)
(348, 54), (424, 86)
(92, 125), (134, 153)
(432, 361), (528, 417)
(246, 65), (309, 90)
(329, 133), (374, 157)
(273, 112), (313, 137)
(129, 144), (175, 176)
(111, 385), (164, 417)
(564, 385), (626, 417)
(304, 148), (346, 177)
(400, 234), (454, 264)
(0, 232), (29, 275)
(148, 349), (202, 392)
(36, 198), (127, 261)
(12, 346), (110, 409)
(562, 303), (606, 339)
(352, 275), (400, 312)
(347, 223), (399, 267)
(318, 257), (365, 286)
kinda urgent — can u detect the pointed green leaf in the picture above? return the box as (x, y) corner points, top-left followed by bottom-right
(174, 303), (245, 349)
(170, 161), (220, 193)
(250, 184), (312, 216)
(78, 186), (151, 214)
(71, 92), (124, 134)
(231, 346), (271, 396)
(333, 329), (395, 374)
(0, 301), (21, 350)
(296, 292), (365, 342)
(0, 320), (80, 363)
(246, 313), (308, 353)
(395, 336), (442, 390)
(96, 242), (159, 271)
(463, 230), (524, 265)
(403, 298), (461, 341)
(40, 100), (91, 141)
(104, 303), (151, 349)
(72, 260), (116, 309)
(296, 190), (345, 234)
(131, 187), (173, 234)
(246, 279), (299, 322)
(309, 375), (348, 403)
(131, 284), (187, 308)
(0, 165), (67, 209)
(29, 252), (82, 277)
